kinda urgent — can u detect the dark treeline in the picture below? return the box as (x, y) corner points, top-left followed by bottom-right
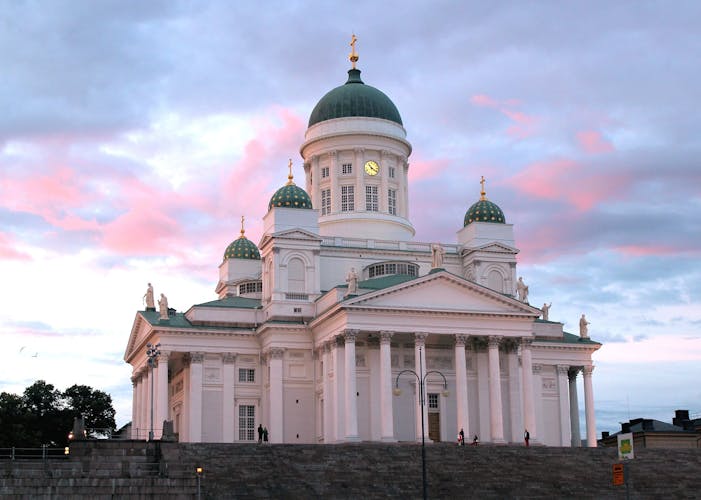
(0, 380), (116, 448)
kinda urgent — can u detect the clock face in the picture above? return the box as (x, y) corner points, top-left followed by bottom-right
(364, 160), (380, 176)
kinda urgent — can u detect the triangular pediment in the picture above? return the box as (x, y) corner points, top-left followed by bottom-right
(464, 242), (519, 255)
(345, 271), (539, 316)
(124, 312), (154, 362)
(259, 228), (322, 247)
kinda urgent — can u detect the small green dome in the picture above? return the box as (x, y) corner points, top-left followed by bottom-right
(268, 184), (313, 210)
(308, 68), (403, 127)
(224, 235), (260, 260)
(464, 199), (506, 226)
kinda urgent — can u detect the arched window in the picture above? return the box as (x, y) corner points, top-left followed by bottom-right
(487, 269), (504, 293)
(288, 258), (305, 293)
(366, 261), (419, 279)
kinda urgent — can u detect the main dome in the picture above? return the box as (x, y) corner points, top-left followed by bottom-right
(308, 68), (403, 127)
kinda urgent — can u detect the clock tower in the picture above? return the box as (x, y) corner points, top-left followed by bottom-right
(300, 36), (415, 241)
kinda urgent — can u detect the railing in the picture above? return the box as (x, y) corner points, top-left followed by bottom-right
(0, 445), (69, 460)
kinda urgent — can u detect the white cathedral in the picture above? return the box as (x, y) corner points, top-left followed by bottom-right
(125, 43), (601, 447)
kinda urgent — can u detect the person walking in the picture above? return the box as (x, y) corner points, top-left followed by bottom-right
(263, 427), (269, 443)
(458, 428), (465, 446)
(524, 429), (530, 447)
(257, 424), (263, 443)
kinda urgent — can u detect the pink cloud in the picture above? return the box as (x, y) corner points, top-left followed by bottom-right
(613, 245), (698, 258)
(0, 232), (31, 260)
(507, 158), (631, 212)
(470, 93), (539, 139)
(408, 157), (450, 182)
(576, 130), (615, 154)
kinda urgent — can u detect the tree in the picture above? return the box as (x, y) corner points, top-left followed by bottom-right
(0, 380), (117, 447)
(0, 392), (37, 447)
(63, 384), (116, 438)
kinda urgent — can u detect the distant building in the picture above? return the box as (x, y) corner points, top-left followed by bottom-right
(599, 410), (701, 449)
(124, 42), (601, 447)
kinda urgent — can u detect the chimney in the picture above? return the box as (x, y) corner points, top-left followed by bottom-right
(601, 431), (610, 439)
(621, 422), (631, 433)
(673, 409), (690, 427)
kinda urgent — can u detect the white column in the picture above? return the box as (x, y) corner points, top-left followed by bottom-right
(131, 376), (139, 439)
(188, 353), (204, 442)
(414, 333), (429, 441)
(141, 368), (149, 440)
(454, 334), (470, 439)
(330, 151), (339, 213)
(476, 348), (490, 440)
(557, 365), (572, 446)
(507, 347), (522, 443)
(532, 364), (544, 444)
(379, 331), (395, 441)
(583, 365), (597, 447)
(569, 368), (581, 447)
(344, 329), (360, 441)
(156, 351), (169, 439)
(487, 336), (505, 443)
(268, 348), (285, 443)
(222, 353), (236, 442)
(520, 338), (537, 443)
(333, 336), (346, 442)
(322, 342), (333, 443)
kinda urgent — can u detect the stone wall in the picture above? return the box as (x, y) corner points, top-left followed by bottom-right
(2, 440), (700, 498)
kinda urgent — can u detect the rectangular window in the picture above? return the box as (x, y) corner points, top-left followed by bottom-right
(239, 368), (255, 383)
(366, 185), (378, 212)
(341, 185), (355, 212)
(321, 166), (329, 178)
(428, 393), (439, 409)
(389, 166), (395, 178)
(342, 163), (353, 175)
(321, 188), (331, 215)
(388, 189), (397, 215)
(238, 405), (255, 441)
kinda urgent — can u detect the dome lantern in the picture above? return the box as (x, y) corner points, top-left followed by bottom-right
(223, 216), (261, 260)
(464, 176), (506, 226)
(268, 159), (313, 211)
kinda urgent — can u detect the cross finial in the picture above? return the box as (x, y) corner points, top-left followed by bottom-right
(349, 33), (359, 69)
(240, 215), (245, 238)
(480, 176), (487, 200)
(286, 158), (295, 185)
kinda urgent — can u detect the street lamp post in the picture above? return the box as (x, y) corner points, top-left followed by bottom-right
(394, 347), (448, 500)
(146, 342), (161, 441)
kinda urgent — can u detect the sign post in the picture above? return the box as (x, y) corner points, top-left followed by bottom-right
(616, 433), (634, 499)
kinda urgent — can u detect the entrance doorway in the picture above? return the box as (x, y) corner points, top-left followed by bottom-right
(427, 393), (440, 442)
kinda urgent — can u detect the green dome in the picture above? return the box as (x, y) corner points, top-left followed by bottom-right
(268, 183), (313, 210)
(224, 235), (260, 260)
(308, 68), (403, 127)
(464, 199), (506, 226)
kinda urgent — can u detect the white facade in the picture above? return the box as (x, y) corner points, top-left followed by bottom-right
(124, 61), (601, 447)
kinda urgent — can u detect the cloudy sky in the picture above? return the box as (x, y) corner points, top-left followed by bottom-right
(1, 1), (699, 436)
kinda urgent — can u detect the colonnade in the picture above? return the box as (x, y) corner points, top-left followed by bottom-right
(317, 330), (598, 447)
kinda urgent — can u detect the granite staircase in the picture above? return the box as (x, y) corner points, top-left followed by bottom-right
(2, 440), (700, 498)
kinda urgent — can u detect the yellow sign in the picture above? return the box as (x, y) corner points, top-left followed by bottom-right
(612, 463), (625, 486)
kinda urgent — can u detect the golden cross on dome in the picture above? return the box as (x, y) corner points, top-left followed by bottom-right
(240, 215), (245, 237)
(349, 33), (359, 69)
(286, 158), (295, 185)
(480, 176), (487, 200)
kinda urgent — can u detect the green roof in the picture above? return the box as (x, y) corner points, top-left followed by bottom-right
(195, 296), (262, 309)
(538, 331), (601, 345)
(268, 184), (313, 211)
(223, 236), (260, 260)
(308, 68), (403, 127)
(355, 274), (418, 290)
(140, 310), (193, 327)
(464, 199), (506, 226)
